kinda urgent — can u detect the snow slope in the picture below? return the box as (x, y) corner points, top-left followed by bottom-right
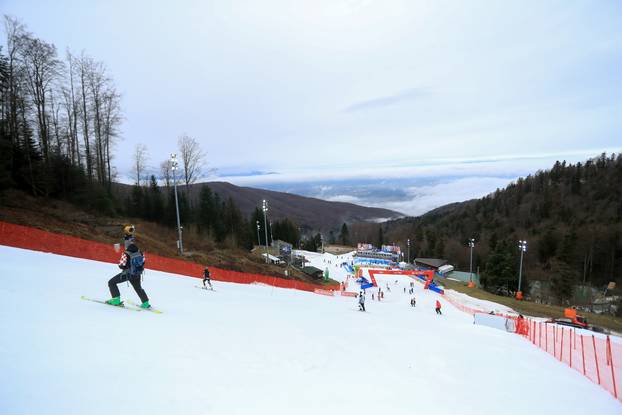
(294, 250), (354, 282)
(0, 246), (620, 415)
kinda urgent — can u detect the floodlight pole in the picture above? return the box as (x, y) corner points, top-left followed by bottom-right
(171, 154), (183, 255)
(517, 240), (528, 293)
(468, 238), (475, 283)
(407, 239), (411, 264)
(256, 220), (261, 247)
(262, 200), (269, 263)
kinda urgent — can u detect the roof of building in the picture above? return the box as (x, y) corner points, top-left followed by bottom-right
(302, 266), (324, 275)
(414, 258), (448, 268)
(262, 253), (283, 262)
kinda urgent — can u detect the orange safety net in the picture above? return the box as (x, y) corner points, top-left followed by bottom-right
(516, 318), (621, 402)
(0, 221), (339, 293)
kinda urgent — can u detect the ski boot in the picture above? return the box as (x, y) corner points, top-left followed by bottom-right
(140, 301), (151, 309)
(106, 297), (123, 306)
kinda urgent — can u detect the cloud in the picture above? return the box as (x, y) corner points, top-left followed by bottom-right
(342, 88), (427, 113)
(313, 177), (513, 217)
(381, 177), (514, 216)
(325, 194), (363, 204)
(213, 148), (621, 187)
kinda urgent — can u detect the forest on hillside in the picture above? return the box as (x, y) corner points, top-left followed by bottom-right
(378, 153), (622, 305)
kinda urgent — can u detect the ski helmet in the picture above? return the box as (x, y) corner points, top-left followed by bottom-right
(124, 224), (136, 237)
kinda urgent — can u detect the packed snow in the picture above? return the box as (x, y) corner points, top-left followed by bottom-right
(1, 245), (620, 415)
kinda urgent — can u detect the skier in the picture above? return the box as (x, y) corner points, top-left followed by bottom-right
(411, 296), (416, 307)
(435, 299), (442, 315)
(106, 225), (150, 309)
(202, 266), (213, 290)
(358, 291), (366, 312)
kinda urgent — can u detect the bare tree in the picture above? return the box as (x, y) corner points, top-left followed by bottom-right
(18, 32), (61, 163)
(133, 143), (148, 186)
(77, 52), (94, 180)
(48, 90), (62, 155)
(3, 15), (26, 145)
(102, 87), (121, 187)
(61, 50), (81, 167)
(178, 134), (203, 191)
(87, 59), (109, 184)
(160, 159), (172, 188)
(1, 15), (124, 194)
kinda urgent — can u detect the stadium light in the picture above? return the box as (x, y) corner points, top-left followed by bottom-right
(517, 240), (528, 298)
(170, 153), (183, 255)
(262, 199), (269, 263)
(468, 238), (475, 283)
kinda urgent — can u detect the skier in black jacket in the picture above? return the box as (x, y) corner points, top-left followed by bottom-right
(202, 267), (213, 290)
(106, 225), (150, 308)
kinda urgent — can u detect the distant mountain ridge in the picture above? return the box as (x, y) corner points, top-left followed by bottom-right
(112, 181), (403, 231)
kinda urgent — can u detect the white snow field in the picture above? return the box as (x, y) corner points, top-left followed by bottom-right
(1, 245), (621, 415)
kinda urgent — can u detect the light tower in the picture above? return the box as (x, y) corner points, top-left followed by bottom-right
(262, 199), (269, 263)
(256, 220), (261, 247)
(468, 238), (475, 283)
(407, 239), (411, 263)
(170, 153), (183, 255)
(517, 240), (528, 299)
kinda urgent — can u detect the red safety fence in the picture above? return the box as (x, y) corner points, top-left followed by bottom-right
(314, 289), (335, 296)
(340, 291), (357, 297)
(516, 318), (622, 402)
(0, 221), (338, 293)
(444, 294), (486, 315)
(447, 291), (622, 402)
(367, 269), (435, 288)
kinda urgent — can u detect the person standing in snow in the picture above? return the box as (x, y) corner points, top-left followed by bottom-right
(358, 291), (366, 312)
(411, 296), (416, 307)
(435, 299), (442, 315)
(106, 225), (150, 309)
(202, 266), (213, 290)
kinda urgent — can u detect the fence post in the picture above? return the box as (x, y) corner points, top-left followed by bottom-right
(539, 322), (542, 348)
(581, 334), (586, 375)
(568, 329), (574, 368)
(533, 320), (536, 344)
(593, 335), (601, 385)
(559, 327), (564, 362)
(607, 336), (618, 399)
(554, 326), (557, 358)
(546, 323), (549, 353)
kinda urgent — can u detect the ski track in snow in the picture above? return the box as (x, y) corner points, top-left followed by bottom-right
(0, 246), (620, 415)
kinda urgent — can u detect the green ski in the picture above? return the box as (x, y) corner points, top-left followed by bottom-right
(126, 300), (163, 314)
(80, 296), (141, 311)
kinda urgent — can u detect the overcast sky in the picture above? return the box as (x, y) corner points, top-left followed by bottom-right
(3, 1), (622, 215)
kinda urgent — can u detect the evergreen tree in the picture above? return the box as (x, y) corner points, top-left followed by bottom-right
(130, 185), (144, 214)
(339, 223), (350, 245)
(197, 186), (217, 236)
(481, 241), (517, 294)
(147, 175), (163, 223)
(558, 229), (577, 264)
(272, 218), (300, 246)
(538, 229), (558, 263)
(549, 259), (578, 304)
